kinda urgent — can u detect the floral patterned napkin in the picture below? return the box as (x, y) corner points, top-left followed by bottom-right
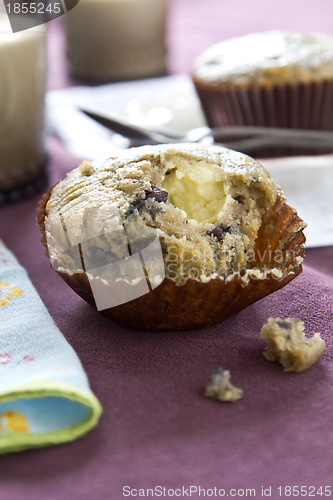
(0, 239), (102, 454)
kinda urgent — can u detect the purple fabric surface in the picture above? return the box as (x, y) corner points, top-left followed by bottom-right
(1, 0), (333, 498)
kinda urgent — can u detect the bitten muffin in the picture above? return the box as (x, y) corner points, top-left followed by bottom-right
(38, 143), (306, 330)
(193, 30), (333, 157)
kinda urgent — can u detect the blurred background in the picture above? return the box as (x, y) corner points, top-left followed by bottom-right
(47, 0), (333, 89)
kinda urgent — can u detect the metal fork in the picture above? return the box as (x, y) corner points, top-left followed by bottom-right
(80, 109), (333, 152)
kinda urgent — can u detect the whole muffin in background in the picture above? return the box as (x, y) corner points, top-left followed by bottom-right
(38, 144), (306, 331)
(193, 30), (333, 157)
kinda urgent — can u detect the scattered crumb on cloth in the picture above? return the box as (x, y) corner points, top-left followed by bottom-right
(205, 367), (244, 402)
(260, 317), (325, 372)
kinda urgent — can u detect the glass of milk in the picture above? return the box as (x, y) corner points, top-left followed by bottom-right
(64, 0), (169, 83)
(0, 6), (47, 204)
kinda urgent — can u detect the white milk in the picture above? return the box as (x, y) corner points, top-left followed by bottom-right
(64, 0), (168, 82)
(0, 12), (47, 195)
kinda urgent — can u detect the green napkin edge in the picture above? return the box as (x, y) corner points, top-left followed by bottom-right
(0, 381), (102, 454)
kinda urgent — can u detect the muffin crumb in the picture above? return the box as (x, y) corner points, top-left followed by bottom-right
(79, 161), (94, 176)
(260, 317), (325, 372)
(205, 367), (244, 402)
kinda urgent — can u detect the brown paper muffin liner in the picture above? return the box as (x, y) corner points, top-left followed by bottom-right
(193, 79), (333, 157)
(37, 188), (306, 331)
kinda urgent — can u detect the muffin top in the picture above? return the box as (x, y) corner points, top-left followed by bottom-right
(44, 143), (281, 285)
(192, 30), (333, 86)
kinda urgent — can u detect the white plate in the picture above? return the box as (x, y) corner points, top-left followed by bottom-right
(113, 75), (207, 134)
(48, 74), (206, 135)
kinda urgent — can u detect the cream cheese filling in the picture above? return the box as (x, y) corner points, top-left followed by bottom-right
(162, 160), (226, 224)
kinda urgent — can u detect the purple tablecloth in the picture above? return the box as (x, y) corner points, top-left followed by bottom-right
(1, 0), (332, 498)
